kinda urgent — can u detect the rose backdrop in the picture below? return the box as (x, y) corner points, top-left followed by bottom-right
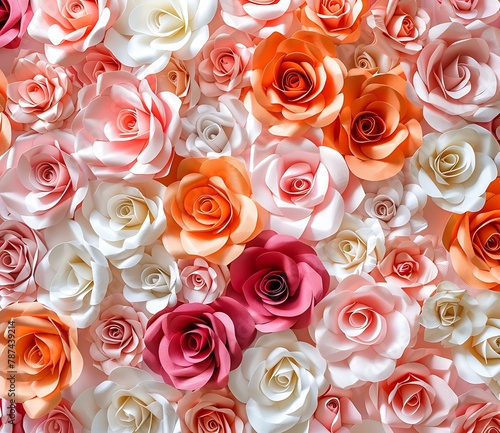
(0, 0), (500, 432)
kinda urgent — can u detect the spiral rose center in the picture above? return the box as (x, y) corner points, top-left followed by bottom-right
(117, 109), (138, 134)
(399, 15), (415, 37)
(450, 0), (474, 11)
(35, 163), (58, 188)
(105, 322), (125, 340)
(434, 146), (469, 179)
(356, 52), (376, 70)
(259, 271), (289, 304)
(326, 397), (340, 413)
(321, 0), (344, 14)
(146, 5), (187, 38)
(352, 112), (386, 143)
(372, 197), (396, 220)
(217, 53), (235, 74)
(26, 81), (49, 106)
(115, 396), (153, 429)
(108, 195), (149, 227)
(47, 419), (69, 433)
(200, 412), (223, 433)
(486, 234), (500, 252)
(339, 302), (386, 344)
(142, 266), (170, 293)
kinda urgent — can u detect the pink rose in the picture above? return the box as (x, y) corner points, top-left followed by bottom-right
(73, 71), (181, 181)
(143, 297), (256, 391)
(0, 220), (46, 308)
(6, 51), (77, 133)
(0, 399), (24, 433)
(27, 0), (125, 65)
(451, 389), (500, 433)
(88, 294), (148, 375)
(177, 388), (251, 433)
(227, 230), (330, 332)
(219, 0), (304, 38)
(23, 399), (82, 433)
(178, 258), (230, 304)
(310, 274), (420, 388)
(427, 0), (500, 25)
(0, 131), (88, 229)
(407, 22), (500, 132)
(198, 26), (254, 98)
(0, 0), (33, 49)
(367, 350), (459, 432)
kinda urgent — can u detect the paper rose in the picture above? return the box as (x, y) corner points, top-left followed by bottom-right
(315, 214), (385, 281)
(227, 230), (330, 332)
(72, 367), (182, 433)
(73, 71), (182, 181)
(75, 179), (167, 269)
(0, 70), (10, 156)
(0, 220), (46, 308)
(228, 330), (328, 433)
(0, 302), (83, 419)
(420, 281), (487, 347)
(27, 0), (125, 65)
(366, 349), (458, 432)
(310, 274), (420, 388)
(326, 68), (423, 181)
(6, 51), (77, 133)
(219, 0), (304, 38)
(122, 242), (181, 314)
(0, 0), (32, 49)
(251, 138), (363, 241)
(411, 124), (500, 213)
(350, 43), (400, 74)
(443, 179), (500, 290)
(245, 30), (346, 137)
(88, 294), (147, 374)
(22, 399), (82, 433)
(407, 22), (500, 132)
(436, 0), (500, 24)
(451, 388), (500, 433)
(104, 0), (218, 78)
(35, 219), (111, 328)
(162, 156), (265, 266)
(0, 130), (88, 230)
(177, 388), (251, 433)
(1, 398), (24, 433)
(144, 297), (256, 391)
(177, 258), (230, 304)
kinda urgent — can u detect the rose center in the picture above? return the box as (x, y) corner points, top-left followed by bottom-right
(399, 15), (415, 37)
(321, 0), (344, 14)
(217, 53), (235, 74)
(200, 412), (223, 433)
(486, 234), (500, 252)
(372, 197), (396, 221)
(326, 397), (340, 413)
(259, 271), (289, 304)
(437, 302), (461, 326)
(35, 162), (58, 188)
(117, 109), (138, 134)
(352, 112), (386, 143)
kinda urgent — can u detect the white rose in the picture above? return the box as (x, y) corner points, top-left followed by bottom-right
(411, 124), (500, 213)
(104, 0), (218, 79)
(122, 242), (181, 314)
(35, 219), (111, 328)
(228, 330), (327, 433)
(74, 180), (167, 269)
(315, 214), (385, 281)
(72, 367), (182, 433)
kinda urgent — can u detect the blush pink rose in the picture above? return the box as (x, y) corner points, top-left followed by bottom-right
(6, 51), (77, 133)
(0, 0), (33, 48)
(0, 130), (88, 229)
(435, 0), (500, 25)
(0, 220), (46, 308)
(451, 388), (500, 433)
(310, 274), (420, 388)
(23, 399), (82, 433)
(227, 230), (330, 333)
(28, 0), (125, 65)
(73, 71), (181, 181)
(143, 297), (256, 391)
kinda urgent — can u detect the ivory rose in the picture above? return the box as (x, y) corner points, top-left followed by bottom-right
(144, 297), (256, 390)
(326, 68), (423, 181)
(0, 70), (10, 156)
(251, 138), (363, 241)
(162, 156), (265, 266)
(411, 125), (500, 213)
(23, 399), (82, 433)
(104, 0), (218, 78)
(28, 0), (125, 65)
(408, 22), (500, 132)
(443, 178), (500, 290)
(0, 302), (83, 419)
(310, 274), (420, 388)
(73, 71), (181, 181)
(228, 330), (328, 433)
(246, 31), (346, 137)
(0, 0), (32, 49)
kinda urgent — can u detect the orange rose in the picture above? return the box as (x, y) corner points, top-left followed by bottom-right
(245, 31), (346, 137)
(0, 302), (83, 419)
(325, 68), (422, 181)
(162, 156), (266, 265)
(0, 69), (11, 156)
(443, 179), (500, 291)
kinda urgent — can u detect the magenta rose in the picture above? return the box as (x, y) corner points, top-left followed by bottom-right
(143, 297), (256, 391)
(0, 0), (32, 49)
(227, 230), (330, 332)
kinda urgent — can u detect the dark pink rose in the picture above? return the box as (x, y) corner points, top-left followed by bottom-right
(143, 297), (256, 391)
(0, 0), (33, 49)
(227, 230), (330, 332)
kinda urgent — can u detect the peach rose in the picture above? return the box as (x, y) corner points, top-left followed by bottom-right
(325, 68), (422, 181)
(443, 178), (500, 291)
(0, 69), (10, 156)
(245, 31), (346, 137)
(162, 157), (266, 265)
(299, 0), (369, 43)
(0, 302), (83, 419)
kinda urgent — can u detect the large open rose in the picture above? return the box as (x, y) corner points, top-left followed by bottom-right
(246, 31), (346, 137)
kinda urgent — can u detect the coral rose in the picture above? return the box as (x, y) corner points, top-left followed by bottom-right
(0, 302), (83, 419)
(162, 156), (265, 266)
(325, 68), (422, 181)
(443, 178), (500, 290)
(246, 31), (346, 137)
